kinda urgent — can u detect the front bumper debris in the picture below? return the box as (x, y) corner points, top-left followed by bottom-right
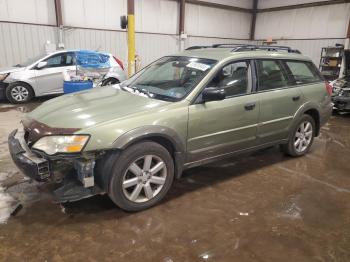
(53, 173), (104, 202)
(8, 129), (105, 202)
(8, 129), (50, 181)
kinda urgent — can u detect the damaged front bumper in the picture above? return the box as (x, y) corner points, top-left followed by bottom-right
(8, 129), (50, 181)
(8, 129), (104, 202)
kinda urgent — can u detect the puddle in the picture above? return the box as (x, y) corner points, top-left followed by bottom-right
(277, 195), (302, 220)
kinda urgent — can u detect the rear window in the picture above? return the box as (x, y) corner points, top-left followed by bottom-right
(284, 61), (322, 85)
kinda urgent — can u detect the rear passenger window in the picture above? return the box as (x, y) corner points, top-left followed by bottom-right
(256, 60), (288, 91)
(285, 61), (321, 85)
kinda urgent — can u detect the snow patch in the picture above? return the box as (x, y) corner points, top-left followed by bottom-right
(0, 185), (17, 224)
(0, 172), (21, 224)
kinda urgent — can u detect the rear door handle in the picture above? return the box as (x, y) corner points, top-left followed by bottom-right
(244, 102), (256, 111)
(292, 96), (300, 101)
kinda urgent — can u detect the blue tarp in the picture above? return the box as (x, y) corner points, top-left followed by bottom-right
(76, 50), (110, 69)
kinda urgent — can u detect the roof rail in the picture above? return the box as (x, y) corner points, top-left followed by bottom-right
(185, 45), (212, 50)
(212, 43), (246, 48)
(185, 43), (301, 54)
(233, 44), (301, 54)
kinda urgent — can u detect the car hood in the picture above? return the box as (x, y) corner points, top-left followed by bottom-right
(26, 86), (170, 129)
(0, 66), (25, 74)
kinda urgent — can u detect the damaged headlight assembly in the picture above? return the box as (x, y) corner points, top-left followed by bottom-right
(32, 135), (90, 155)
(0, 73), (9, 81)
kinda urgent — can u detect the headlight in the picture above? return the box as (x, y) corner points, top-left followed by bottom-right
(32, 135), (89, 155)
(0, 73), (9, 81)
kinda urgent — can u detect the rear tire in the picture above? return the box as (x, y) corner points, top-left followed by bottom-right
(6, 82), (34, 104)
(107, 141), (174, 212)
(101, 78), (119, 86)
(281, 114), (315, 157)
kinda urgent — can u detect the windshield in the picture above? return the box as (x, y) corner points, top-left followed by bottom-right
(15, 53), (46, 67)
(120, 56), (217, 101)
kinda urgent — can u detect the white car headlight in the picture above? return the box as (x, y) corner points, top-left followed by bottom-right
(0, 73), (9, 81)
(32, 135), (89, 155)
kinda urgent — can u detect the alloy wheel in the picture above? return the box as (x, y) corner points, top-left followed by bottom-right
(122, 155), (167, 203)
(11, 86), (29, 102)
(294, 121), (313, 153)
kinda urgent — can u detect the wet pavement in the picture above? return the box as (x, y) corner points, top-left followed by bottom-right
(0, 98), (350, 262)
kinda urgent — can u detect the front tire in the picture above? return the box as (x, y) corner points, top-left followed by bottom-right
(108, 141), (174, 212)
(281, 114), (315, 157)
(6, 82), (34, 104)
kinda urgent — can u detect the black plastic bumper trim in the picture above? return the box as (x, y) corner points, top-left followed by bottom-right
(8, 129), (50, 181)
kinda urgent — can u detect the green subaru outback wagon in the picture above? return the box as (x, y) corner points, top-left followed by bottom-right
(9, 44), (332, 211)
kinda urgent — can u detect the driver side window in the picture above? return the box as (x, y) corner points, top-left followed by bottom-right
(44, 52), (75, 68)
(208, 61), (250, 97)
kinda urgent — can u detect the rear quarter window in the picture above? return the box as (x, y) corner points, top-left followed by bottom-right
(284, 61), (322, 85)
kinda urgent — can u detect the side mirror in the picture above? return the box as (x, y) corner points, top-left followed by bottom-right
(202, 87), (226, 102)
(36, 61), (47, 69)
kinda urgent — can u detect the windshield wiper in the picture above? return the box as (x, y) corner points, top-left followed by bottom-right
(133, 87), (152, 97)
(121, 85), (151, 98)
(119, 85), (129, 92)
(121, 85), (176, 101)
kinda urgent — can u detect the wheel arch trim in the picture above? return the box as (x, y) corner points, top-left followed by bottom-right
(103, 77), (120, 83)
(112, 125), (186, 153)
(292, 102), (320, 136)
(7, 81), (36, 95)
(111, 125), (186, 179)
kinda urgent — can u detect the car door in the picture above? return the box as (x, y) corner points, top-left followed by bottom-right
(34, 52), (76, 95)
(255, 59), (304, 145)
(187, 60), (260, 163)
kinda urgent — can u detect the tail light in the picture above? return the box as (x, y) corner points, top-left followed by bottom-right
(325, 81), (332, 96)
(113, 56), (124, 70)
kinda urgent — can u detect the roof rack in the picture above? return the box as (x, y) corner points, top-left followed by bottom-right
(186, 43), (301, 54)
(212, 43), (245, 48)
(185, 45), (212, 50)
(233, 44), (301, 54)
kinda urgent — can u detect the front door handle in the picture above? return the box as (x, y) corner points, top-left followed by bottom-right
(292, 96), (300, 101)
(244, 102), (256, 111)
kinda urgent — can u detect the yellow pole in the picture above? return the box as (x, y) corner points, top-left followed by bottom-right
(127, 0), (135, 77)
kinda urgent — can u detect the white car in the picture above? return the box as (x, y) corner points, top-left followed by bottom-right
(0, 50), (127, 103)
